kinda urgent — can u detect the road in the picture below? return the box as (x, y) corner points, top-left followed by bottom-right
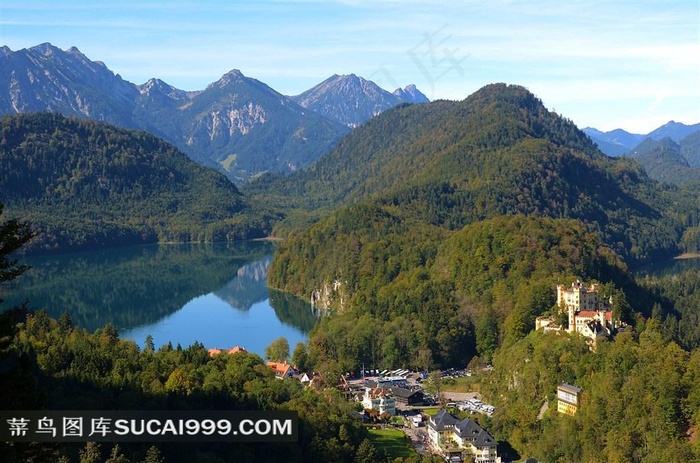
(402, 423), (430, 455)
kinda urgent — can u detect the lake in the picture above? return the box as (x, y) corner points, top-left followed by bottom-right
(632, 254), (700, 279)
(0, 242), (316, 357)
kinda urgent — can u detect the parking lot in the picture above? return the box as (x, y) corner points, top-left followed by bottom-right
(346, 367), (496, 415)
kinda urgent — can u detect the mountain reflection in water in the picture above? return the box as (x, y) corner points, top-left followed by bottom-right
(1, 242), (315, 357)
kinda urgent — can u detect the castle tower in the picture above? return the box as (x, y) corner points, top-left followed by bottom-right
(568, 304), (575, 333)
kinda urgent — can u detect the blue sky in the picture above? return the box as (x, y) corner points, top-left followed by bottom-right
(1, 0), (698, 133)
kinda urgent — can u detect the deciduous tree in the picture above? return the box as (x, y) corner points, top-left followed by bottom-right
(265, 336), (290, 362)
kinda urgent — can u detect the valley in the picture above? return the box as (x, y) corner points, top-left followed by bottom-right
(2, 42), (700, 463)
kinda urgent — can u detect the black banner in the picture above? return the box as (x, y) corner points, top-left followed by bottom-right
(0, 410), (298, 442)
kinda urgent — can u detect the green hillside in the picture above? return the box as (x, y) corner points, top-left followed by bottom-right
(681, 129), (700, 167)
(0, 113), (274, 253)
(481, 323), (700, 462)
(263, 83), (700, 372)
(260, 85), (700, 463)
(271, 211), (636, 370)
(252, 84), (684, 264)
(0, 309), (370, 463)
(629, 136), (700, 185)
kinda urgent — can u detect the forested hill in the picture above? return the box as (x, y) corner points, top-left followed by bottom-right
(251, 83), (602, 206)
(264, 83), (700, 377)
(253, 83), (686, 265)
(0, 113), (273, 253)
(628, 135), (700, 186)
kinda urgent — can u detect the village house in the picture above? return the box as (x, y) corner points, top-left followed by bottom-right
(207, 345), (248, 357)
(536, 280), (623, 348)
(427, 409), (499, 463)
(361, 386), (396, 416)
(384, 386), (425, 406)
(292, 371), (312, 385)
(266, 361), (295, 379)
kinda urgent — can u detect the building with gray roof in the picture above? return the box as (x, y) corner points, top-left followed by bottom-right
(427, 409), (498, 462)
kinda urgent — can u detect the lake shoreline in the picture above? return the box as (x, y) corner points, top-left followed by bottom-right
(674, 253), (700, 260)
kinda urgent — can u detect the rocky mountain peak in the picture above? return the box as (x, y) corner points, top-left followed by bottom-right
(291, 73), (426, 127)
(215, 69), (246, 87)
(140, 78), (174, 94)
(647, 120), (700, 142)
(1, 42), (138, 127)
(31, 42), (58, 56)
(1, 42), (423, 183)
(393, 84), (429, 103)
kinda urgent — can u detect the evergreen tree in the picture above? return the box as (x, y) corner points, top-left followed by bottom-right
(354, 438), (377, 463)
(291, 341), (309, 371)
(0, 202), (34, 291)
(105, 445), (130, 463)
(144, 334), (155, 353)
(58, 311), (74, 332)
(140, 446), (165, 463)
(79, 442), (102, 463)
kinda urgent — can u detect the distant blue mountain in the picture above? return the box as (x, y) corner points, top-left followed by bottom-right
(583, 127), (644, 156)
(392, 84), (429, 104)
(647, 121), (700, 143)
(0, 43), (349, 184)
(584, 121), (700, 157)
(625, 129), (700, 185)
(290, 74), (428, 128)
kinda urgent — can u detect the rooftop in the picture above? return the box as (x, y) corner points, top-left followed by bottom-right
(558, 383), (582, 394)
(266, 361), (293, 377)
(208, 346), (247, 357)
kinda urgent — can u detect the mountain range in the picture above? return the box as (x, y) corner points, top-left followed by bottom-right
(264, 83), (694, 374)
(262, 83), (686, 276)
(584, 122), (700, 157)
(291, 73), (428, 128)
(7, 43), (700, 188)
(625, 133), (700, 185)
(4, 43), (700, 463)
(3, 42), (699, 253)
(584, 122), (700, 185)
(0, 43), (427, 183)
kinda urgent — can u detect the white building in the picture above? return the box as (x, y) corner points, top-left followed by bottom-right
(361, 387), (396, 416)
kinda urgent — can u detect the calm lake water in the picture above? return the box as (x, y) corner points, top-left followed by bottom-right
(0, 242), (316, 357)
(632, 255), (700, 278)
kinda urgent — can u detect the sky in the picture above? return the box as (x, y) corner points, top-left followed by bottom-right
(1, 0), (699, 134)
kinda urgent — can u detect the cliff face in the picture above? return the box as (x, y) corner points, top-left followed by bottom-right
(310, 279), (348, 314)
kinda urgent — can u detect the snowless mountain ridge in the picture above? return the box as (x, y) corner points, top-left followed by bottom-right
(0, 43), (428, 183)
